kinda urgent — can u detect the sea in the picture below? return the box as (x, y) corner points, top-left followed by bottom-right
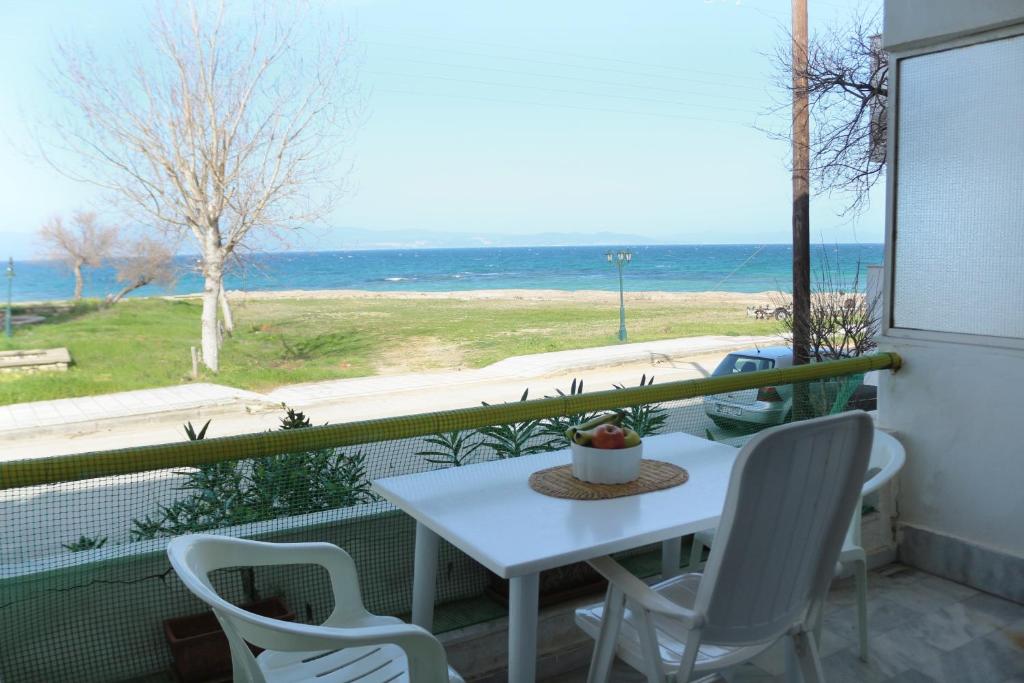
(8, 243), (883, 303)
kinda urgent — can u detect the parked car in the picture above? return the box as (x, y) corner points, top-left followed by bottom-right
(703, 346), (877, 430)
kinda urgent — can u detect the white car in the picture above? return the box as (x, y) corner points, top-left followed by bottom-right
(703, 346), (794, 430)
(703, 346), (877, 431)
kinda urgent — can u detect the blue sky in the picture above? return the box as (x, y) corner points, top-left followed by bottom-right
(0, 0), (883, 259)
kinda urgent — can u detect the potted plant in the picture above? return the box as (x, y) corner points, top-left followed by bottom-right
(164, 596), (295, 682)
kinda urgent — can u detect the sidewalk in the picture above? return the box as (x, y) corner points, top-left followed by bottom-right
(267, 335), (771, 406)
(0, 335), (774, 459)
(0, 384), (277, 437)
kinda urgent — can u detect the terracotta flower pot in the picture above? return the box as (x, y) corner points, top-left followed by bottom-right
(163, 596), (294, 682)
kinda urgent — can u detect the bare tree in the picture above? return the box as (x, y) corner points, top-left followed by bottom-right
(769, 8), (887, 213)
(773, 247), (879, 361)
(38, 211), (118, 300)
(44, 1), (360, 371)
(107, 236), (178, 304)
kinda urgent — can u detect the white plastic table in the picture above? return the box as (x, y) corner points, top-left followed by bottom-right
(372, 432), (738, 683)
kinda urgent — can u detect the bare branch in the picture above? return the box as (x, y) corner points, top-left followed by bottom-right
(107, 236), (178, 304)
(764, 7), (887, 214)
(773, 246), (880, 361)
(37, 212), (119, 300)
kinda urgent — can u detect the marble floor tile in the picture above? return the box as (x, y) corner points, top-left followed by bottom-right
(917, 573), (979, 603)
(898, 599), (1002, 652)
(722, 663), (781, 682)
(538, 566), (1024, 683)
(865, 625), (947, 680)
(1001, 618), (1024, 652)
(936, 626), (1024, 683)
(874, 578), (964, 613)
(820, 645), (899, 683)
(958, 592), (1024, 629)
(873, 564), (927, 585)
(824, 579), (860, 612)
(824, 595), (925, 643)
(818, 622), (856, 658)
(882, 670), (941, 683)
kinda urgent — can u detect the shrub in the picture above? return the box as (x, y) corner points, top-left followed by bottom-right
(130, 408), (378, 540)
(613, 374), (669, 437)
(62, 535), (107, 552)
(477, 389), (561, 459)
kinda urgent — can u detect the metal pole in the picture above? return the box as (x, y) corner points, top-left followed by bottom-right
(4, 258), (12, 339)
(618, 262), (626, 342)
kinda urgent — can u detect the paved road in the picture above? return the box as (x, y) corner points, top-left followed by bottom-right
(0, 335), (773, 460)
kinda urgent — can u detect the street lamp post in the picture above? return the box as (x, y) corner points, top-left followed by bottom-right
(606, 250), (632, 343)
(5, 258), (13, 339)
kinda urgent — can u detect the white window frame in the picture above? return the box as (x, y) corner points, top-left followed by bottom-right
(881, 23), (1024, 351)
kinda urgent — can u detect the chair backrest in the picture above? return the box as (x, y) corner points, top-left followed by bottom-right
(167, 534), (364, 682)
(695, 412), (874, 646)
(863, 429), (906, 497)
(848, 429), (906, 547)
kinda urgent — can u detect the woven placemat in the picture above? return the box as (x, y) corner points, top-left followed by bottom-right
(529, 460), (688, 500)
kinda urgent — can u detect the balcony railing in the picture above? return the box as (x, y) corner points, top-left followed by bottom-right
(0, 352), (899, 682)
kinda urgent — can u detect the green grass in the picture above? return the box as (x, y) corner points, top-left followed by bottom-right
(0, 297), (776, 405)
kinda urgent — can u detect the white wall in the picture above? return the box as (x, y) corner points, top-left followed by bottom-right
(877, 339), (1024, 556)
(881, 0), (1024, 560)
(884, 0), (1024, 51)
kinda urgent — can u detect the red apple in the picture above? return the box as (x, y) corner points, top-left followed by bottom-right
(590, 424), (626, 449)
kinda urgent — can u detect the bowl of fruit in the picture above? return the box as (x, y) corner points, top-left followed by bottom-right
(565, 412), (643, 484)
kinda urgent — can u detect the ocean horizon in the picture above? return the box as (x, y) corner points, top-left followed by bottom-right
(9, 243), (883, 303)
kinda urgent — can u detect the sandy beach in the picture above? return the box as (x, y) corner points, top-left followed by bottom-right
(223, 287), (780, 306)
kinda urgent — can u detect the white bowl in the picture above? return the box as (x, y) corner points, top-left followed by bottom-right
(570, 441), (643, 484)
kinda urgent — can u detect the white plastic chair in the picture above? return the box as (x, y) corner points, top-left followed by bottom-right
(167, 534), (463, 683)
(688, 427), (905, 662)
(575, 412), (874, 682)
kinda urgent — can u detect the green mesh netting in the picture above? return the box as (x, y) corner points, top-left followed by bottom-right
(0, 353), (897, 682)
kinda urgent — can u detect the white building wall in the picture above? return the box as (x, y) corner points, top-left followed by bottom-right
(880, 0), (1024, 596)
(877, 341), (1024, 556)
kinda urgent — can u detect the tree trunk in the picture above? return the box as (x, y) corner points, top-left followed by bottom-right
(108, 278), (149, 305)
(201, 272), (221, 372)
(199, 224), (226, 372)
(219, 284), (234, 336)
(73, 261), (84, 301)
(107, 285), (132, 305)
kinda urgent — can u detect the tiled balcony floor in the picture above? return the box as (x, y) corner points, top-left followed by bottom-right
(548, 564), (1024, 683)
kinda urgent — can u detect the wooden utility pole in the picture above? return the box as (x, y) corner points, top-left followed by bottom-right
(791, 0), (811, 367)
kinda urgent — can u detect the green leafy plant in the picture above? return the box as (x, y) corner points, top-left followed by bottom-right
(613, 374), (669, 437)
(478, 389), (561, 459)
(183, 419), (211, 440)
(538, 378), (599, 448)
(417, 431), (482, 468)
(62, 535), (107, 552)
(131, 409), (378, 540)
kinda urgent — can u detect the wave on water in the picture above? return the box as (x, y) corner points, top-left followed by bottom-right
(10, 243), (884, 303)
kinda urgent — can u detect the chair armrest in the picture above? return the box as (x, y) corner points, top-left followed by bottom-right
(587, 556), (705, 629)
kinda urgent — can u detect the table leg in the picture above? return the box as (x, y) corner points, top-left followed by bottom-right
(508, 573), (540, 683)
(412, 522), (439, 630)
(661, 537), (681, 578)
(785, 634), (801, 683)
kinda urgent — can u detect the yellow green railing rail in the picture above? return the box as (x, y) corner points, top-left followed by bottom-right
(0, 352), (900, 489)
